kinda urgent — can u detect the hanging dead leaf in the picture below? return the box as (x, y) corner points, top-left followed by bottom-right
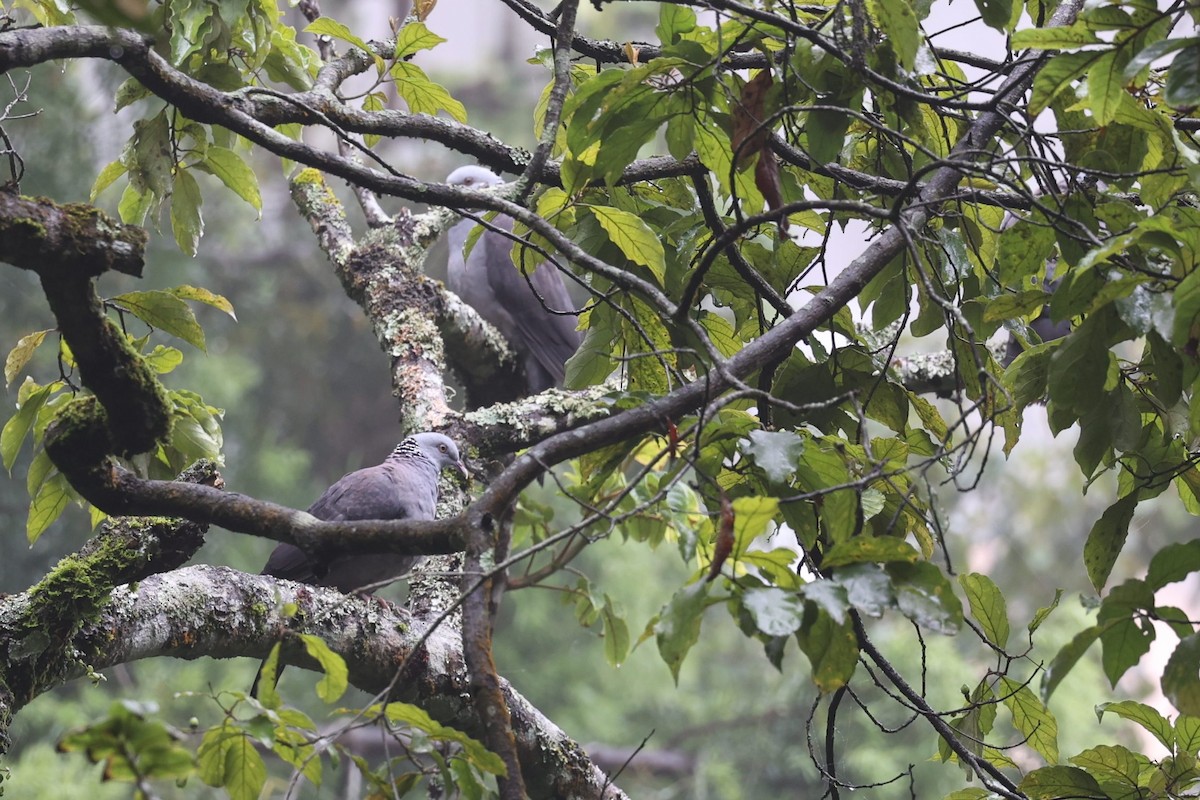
(415, 0), (437, 21)
(707, 492), (735, 582)
(732, 69), (773, 170)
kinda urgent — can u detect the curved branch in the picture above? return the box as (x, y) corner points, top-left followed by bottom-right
(1, 565), (626, 800)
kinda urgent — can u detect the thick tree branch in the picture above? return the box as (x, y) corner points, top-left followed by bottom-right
(0, 565), (626, 799)
(0, 27), (1033, 210)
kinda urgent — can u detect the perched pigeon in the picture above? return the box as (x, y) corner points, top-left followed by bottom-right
(253, 433), (465, 695)
(445, 166), (581, 393)
(260, 432), (467, 593)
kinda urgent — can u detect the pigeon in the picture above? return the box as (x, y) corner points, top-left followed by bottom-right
(253, 433), (466, 695)
(260, 432), (467, 592)
(445, 166), (581, 393)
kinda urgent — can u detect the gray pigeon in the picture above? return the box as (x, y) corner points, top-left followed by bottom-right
(445, 166), (581, 393)
(253, 433), (465, 696)
(260, 432), (467, 593)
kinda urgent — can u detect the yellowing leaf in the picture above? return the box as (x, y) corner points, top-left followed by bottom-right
(394, 21), (446, 58)
(5, 329), (52, 387)
(391, 61), (467, 122)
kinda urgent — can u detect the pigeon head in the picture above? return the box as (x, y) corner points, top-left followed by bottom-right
(405, 432), (468, 479)
(446, 165), (504, 189)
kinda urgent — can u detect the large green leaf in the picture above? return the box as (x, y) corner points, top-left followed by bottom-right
(1018, 766), (1104, 799)
(393, 21), (446, 58)
(654, 582), (710, 683)
(304, 17), (381, 70)
(1083, 493), (1138, 592)
(742, 429), (805, 483)
(958, 573), (1010, 649)
(1096, 700), (1174, 751)
(589, 205), (666, 283)
(298, 634), (348, 703)
(887, 561), (963, 635)
(1163, 633), (1200, 716)
(742, 588), (805, 637)
(391, 61), (467, 122)
(27, 469), (72, 543)
(111, 290), (206, 351)
(795, 606), (858, 692)
(201, 147), (261, 213)
(999, 677), (1059, 764)
(170, 167), (203, 256)
(868, 0), (919, 70)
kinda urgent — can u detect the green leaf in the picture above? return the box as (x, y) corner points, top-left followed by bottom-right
(1177, 714), (1200, 756)
(202, 147), (261, 213)
(868, 0), (919, 71)
(1148, 540), (1200, 590)
(304, 17), (382, 71)
(959, 573), (1010, 649)
(654, 582), (710, 683)
(379, 702), (506, 775)
(221, 734), (267, 800)
(1012, 24), (1100, 50)
(394, 21), (446, 58)
(742, 429), (805, 483)
(601, 596), (630, 667)
(1164, 633), (1200, 716)
(1088, 50), (1128, 127)
(1000, 677), (1059, 764)
(170, 411), (221, 461)
(170, 168), (204, 256)
(143, 345), (183, 374)
(1084, 493), (1138, 592)
(656, 4), (696, 43)
(997, 219), (1058, 288)
(743, 588), (806, 637)
(112, 290), (206, 351)
(1096, 700), (1174, 751)
(1042, 624), (1102, 702)
(1100, 616), (1153, 687)
(834, 563), (896, 618)
(298, 633), (348, 703)
(4, 329), (52, 388)
(1166, 44), (1200, 108)
(90, 159), (126, 201)
(391, 61), (468, 122)
(1018, 766), (1104, 799)
(795, 606), (859, 691)
(887, 561), (963, 635)
(1124, 37), (1200, 81)
(731, 496), (780, 555)
(973, 0), (1013, 31)
(821, 537), (919, 569)
(1028, 588), (1062, 635)
(806, 106), (852, 165)
(254, 643), (282, 708)
(1067, 744), (1142, 791)
(27, 469), (71, 543)
(118, 182), (153, 225)
(1029, 52), (1094, 115)
(589, 205), (666, 283)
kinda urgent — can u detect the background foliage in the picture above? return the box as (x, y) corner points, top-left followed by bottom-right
(4, 0), (1200, 798)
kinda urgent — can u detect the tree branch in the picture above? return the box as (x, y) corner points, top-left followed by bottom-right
(0, 564), (626, 799)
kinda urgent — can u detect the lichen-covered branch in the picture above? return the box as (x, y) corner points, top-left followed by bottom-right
(0, 564), (627, 800)
(0, 461), (217, 752)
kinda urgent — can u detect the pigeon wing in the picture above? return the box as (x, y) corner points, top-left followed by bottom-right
(482, 219), (580, 388)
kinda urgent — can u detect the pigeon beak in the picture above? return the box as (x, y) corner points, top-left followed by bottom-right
(456, 459), (469, 482)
